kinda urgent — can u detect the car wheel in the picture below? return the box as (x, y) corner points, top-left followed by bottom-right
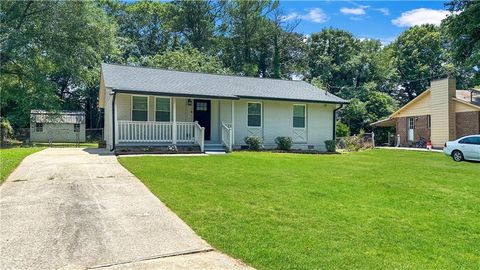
(452, 150), (464, 162)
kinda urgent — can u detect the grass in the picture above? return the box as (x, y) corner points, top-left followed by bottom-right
(0, 147), (45, 183)
(119, 150), (480, 269)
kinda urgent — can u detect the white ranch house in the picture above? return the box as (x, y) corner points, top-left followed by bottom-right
(99, 63), (348, 152)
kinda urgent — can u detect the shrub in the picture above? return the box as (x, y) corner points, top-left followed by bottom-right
(244, 136), (263, 151)
(324, 140), (336, 152)
(336, 121), (350, 137)
(0, 118), (13, 146)
(275, 136), (293, 151)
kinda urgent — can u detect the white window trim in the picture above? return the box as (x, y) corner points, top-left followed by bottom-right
(131, 95), (149, 121)
(247, 101), (262, 128)
(154, 96), (172, 122)
(292, 104), (307, 129)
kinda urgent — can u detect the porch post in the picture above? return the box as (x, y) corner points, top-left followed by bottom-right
(114, 95), (118, 146)
(231, 100), (235, 145)
(172, 97), (177, 144)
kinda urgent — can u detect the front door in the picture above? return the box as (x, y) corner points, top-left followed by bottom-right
(193, 100), (211, 140)
(407, 117), (415, 142)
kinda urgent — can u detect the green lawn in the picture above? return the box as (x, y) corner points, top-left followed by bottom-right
(119, 150), (480, 269)
(0, 147), (44, 183)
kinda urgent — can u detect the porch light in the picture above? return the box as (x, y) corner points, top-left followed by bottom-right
(188, 99), (192, 106)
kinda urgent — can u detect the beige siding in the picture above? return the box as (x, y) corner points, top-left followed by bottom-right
(430, 78), (456, 147)
(394, 91), (431, 117)
(455, 100), (480, 113)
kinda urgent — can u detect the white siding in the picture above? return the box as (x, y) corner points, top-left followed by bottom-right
(233, 99), (335, 150)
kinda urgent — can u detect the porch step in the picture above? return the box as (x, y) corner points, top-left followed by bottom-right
(204, 144), (226, 152)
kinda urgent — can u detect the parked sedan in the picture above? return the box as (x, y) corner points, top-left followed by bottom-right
(443, 135), (480, 162)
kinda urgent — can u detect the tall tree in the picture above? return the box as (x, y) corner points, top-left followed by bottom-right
(0, 1), (117, 127)
(442, 0), (480, 87)
(388, 24), (448, 103)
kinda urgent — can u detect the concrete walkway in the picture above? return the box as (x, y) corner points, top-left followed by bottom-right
(375, 146), (443, 153)
(0, 148), (252, 270)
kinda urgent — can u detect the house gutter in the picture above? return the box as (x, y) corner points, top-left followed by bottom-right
(110, 91), (117, 151)
(332, 104), (344, 140)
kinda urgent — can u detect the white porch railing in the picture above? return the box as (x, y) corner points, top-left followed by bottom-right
(221, 122), (233, 152)
(194, 121), (205, 152)
(118, 121), (197, 144)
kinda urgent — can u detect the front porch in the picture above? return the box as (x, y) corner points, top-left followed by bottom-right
(113, 94), (234, 152)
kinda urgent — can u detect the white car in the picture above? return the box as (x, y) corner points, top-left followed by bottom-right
(443, 135), (480, 162)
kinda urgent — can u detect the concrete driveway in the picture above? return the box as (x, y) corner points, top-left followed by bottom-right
(0, 148), (252, 270)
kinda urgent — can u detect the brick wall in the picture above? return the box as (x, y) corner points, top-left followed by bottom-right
(396, 117), (407, 145)
(395, 115), (431, 146)
(456, 111), (480, 138)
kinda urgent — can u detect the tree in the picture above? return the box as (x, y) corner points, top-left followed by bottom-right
(0, 1), (117, 127)
(172, 0), (223, 52)
(141, 48), (231, 74)
(341, 98), (368, 134)
(388, 24), (448, 103)
(442, 0), (480, 87)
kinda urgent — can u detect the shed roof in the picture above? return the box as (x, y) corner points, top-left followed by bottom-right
(31, 110), (85, 124)
(100, 63), (348, 104)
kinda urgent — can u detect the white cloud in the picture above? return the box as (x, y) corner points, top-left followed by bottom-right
(392, 8), (450, 27)
(375, 8), (390, 16)
(283, 8), (329, 23)
(340, 7), (366, 16)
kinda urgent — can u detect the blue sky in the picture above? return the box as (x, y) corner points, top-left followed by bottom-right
(280, 1), (450, 44)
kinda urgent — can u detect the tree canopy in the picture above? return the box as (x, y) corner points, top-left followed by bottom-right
(1, 0), (478, 135)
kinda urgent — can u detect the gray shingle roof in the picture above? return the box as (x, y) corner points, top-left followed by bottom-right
(31, 110), (85, 124)
(101, 63), (348, 104)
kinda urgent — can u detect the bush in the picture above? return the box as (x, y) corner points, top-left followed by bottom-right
(275, 136), (293, 151)
(336, 121), (350, 137)
(0, 118), (13, 146)
(324, 140), (336, 152)
(244, 136), (263, 150)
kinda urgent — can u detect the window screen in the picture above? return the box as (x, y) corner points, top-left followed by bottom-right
(293, 105), (306, 128)
(247, 103), (261, 127)
(155, 98), (170, 121)
(132, 96), (148, 121)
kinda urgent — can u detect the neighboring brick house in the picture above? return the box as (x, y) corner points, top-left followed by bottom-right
(372, 78), (480, 148)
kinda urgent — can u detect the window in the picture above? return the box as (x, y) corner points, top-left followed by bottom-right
(155, 97), (170, 121)
(247, 102), (262, 127)
(427, 115), (431, 130)
(196, 101), (208, 111)
(408, 117), (415, 129)
(293, 105), (306, 128)
(35, 123), (43, 132)
(132, 96), (148, 121)
(459, 136), (480, 145)
(74, 124), (80, 132)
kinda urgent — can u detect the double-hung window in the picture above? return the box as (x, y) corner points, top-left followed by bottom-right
(247, 102), (262, 127)
(155, 97), (171, 122)
(132, 96), (148, 121)
(293, 105), (306, 128)
(74, 124), (80, 132)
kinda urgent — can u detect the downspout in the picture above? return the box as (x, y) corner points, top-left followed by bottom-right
(110, 91), (117, 152)
(332, 104), (344, 140)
